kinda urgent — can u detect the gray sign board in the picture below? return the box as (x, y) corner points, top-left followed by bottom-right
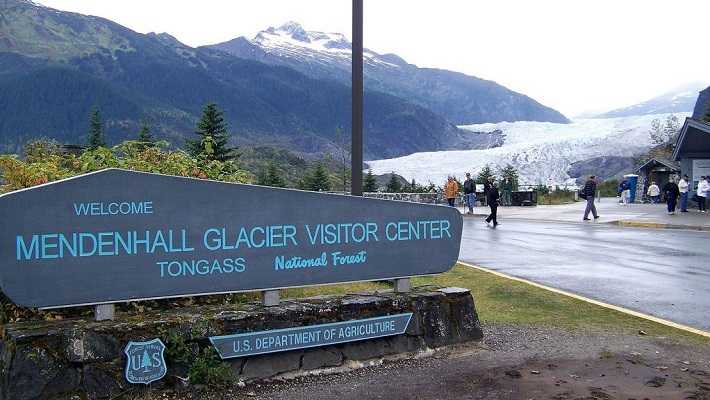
(0, 169), (462, 308)
(210, 313), (412, 359)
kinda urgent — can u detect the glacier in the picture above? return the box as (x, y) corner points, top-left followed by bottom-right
(367, 113), (688, 186)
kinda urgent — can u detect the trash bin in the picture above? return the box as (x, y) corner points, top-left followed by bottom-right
(623, 174), (639, 203)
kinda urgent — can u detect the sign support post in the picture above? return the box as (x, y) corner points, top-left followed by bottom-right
(394, 278), (411, 293)
(95, 304), (115, 321)
(261, 290), (280, 307)
(351, 0), (364, 196)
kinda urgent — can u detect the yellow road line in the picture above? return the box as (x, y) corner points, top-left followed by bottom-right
(457, 261), (710, 338)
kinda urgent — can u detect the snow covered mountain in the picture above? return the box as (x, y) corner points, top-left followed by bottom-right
(595, 82), (706, 118)
(367, 113), (690, 186)
(207, 22), (569, 125)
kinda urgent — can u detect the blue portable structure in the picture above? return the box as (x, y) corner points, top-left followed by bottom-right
(623, 174), (639, 203)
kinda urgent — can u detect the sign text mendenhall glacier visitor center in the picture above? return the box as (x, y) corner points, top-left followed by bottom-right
(15, 216), (453, 277)
(0, 169), (462, 309)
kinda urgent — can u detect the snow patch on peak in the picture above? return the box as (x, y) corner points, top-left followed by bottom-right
(273, 21), (310, 42)
(249, 22), (400, 69)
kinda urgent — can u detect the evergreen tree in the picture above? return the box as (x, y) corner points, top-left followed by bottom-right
(87, 107), (106, 149)
(386, 172), (402, 193)
(300, 162), (331, 192)
(476, 164), (496, 184)
(363, 169), (378, 192)
(137, 121), (156, 149)
(258, 163), (286, 188)
(186, 103), (236, 161)
(500, 164), (520, 190)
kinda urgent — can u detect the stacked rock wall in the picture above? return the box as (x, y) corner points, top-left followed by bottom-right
(0, 287), (482, 400)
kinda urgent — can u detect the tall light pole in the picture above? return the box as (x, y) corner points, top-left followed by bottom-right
(351, 0), (364, 196)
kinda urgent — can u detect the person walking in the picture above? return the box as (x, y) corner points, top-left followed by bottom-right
(501, 178), (513, 206)
(618, 179), (630, 205)
(698, 176), (709, 213)
(663, 178), (680, 215)
(444, 176), (458, 207)
(647, 181), (661, 204)
(679, 175), (690, 212)
(582, 175), (599, 221)
(463, 173), (476, 214)
(485, 181), (500, 227)
(483, 177), (494, 207)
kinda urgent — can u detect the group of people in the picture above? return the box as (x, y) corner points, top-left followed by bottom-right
(443, 174), (502, 228)
(621, 175), (710, 214)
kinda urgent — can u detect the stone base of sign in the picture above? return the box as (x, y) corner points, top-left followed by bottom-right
(0, 287), (482, 400)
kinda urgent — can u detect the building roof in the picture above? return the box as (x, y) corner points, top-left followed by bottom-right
(672, 118), (710, 160)
(636, 157), (680, 173)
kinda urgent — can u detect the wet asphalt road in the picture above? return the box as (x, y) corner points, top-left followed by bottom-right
(458, 218), (710, 331)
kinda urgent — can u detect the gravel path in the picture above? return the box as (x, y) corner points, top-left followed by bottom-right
(137, 323), (710, 400)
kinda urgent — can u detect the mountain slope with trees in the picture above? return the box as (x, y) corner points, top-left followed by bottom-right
(0, 0), (485, 159)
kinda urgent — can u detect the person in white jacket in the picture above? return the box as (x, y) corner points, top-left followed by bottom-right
(678, 175), (689, 212)
(647, 182), (661, 204)
(697, 176), (709, 213)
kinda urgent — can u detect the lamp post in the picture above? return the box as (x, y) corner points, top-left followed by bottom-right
(351, 0), (363, 196)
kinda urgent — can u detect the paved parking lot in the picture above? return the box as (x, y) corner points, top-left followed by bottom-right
(459, 217), (710, 330)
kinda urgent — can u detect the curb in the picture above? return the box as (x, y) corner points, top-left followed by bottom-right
(608, 220), (710, 231)
(457, 261), (710, 339)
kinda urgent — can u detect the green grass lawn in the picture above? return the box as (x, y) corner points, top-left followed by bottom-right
(284, 264), (709, 344)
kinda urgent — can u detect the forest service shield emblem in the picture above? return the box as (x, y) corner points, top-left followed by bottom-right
(124, 338), (167, 384)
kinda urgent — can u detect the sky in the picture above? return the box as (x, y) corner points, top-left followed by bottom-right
(36, 0), (710, 117)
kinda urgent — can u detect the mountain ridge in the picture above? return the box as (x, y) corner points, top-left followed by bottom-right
(207, 22), (570, 125)
(594, 82), (707, 119)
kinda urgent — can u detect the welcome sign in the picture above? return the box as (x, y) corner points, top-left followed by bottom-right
(0, 169), (462, 308)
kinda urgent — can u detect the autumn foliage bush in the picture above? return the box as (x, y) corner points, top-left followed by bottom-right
(0, 139), (251, 194)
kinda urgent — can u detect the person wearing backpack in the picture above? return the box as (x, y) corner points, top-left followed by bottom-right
(582, 175), (599, 221)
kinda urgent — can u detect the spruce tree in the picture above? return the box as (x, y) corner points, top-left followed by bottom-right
(258, 163), (286, 188)
(308, 162), (331, 192)
(87, 107), (106, 150)
(500, 164), (520, 190)
(137, 121), (156, 149)
(186, 103), (236, 161)
(363, 169), (378, 192)
(386, 173), (402, 193)
(476, 165), (496, 184)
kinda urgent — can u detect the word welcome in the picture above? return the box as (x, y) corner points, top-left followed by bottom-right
(74, 201), (153, 216)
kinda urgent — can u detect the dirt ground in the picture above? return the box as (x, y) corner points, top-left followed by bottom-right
(139, 323), (710, 400)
